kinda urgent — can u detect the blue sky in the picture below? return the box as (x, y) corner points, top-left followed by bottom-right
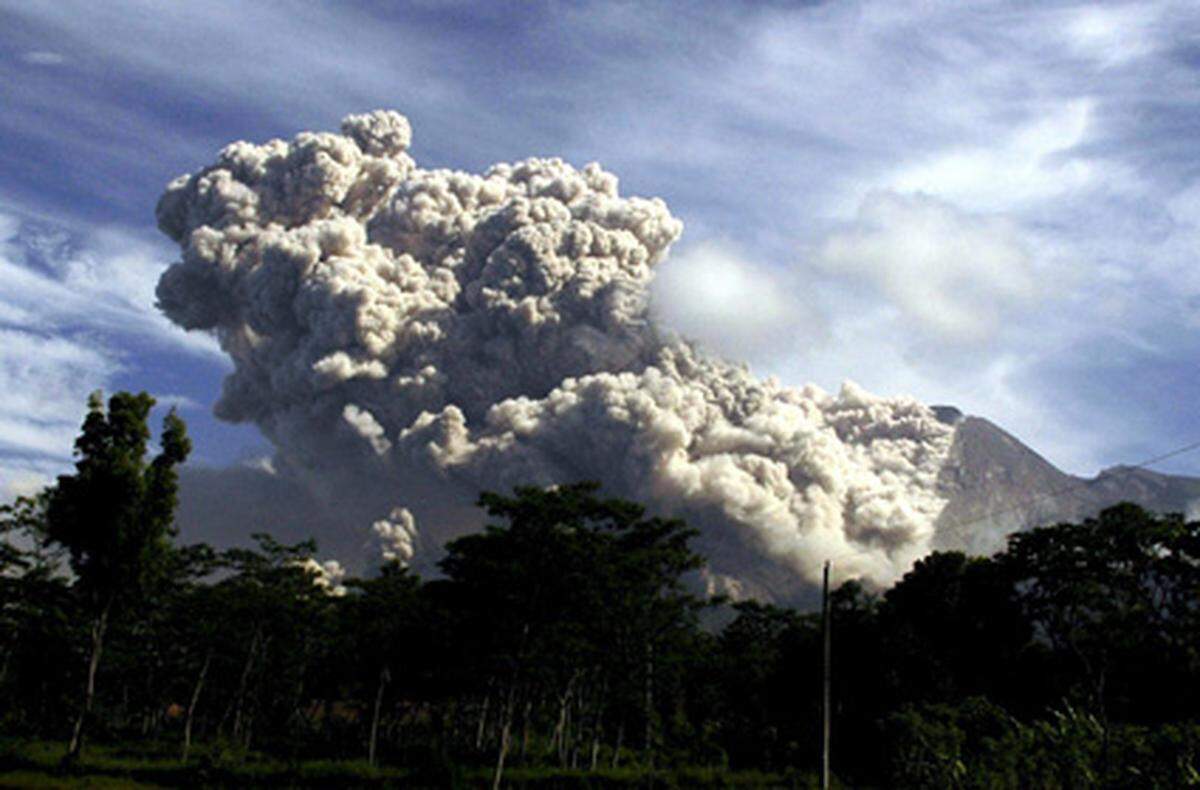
(3, 0), (1200, 498)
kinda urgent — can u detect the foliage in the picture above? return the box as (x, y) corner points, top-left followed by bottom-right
(1003, 503), (1200, 722)
(47, 391), (191, 607)
(885, 699), (1200, 789)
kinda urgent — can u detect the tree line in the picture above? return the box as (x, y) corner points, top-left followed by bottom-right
(3, 392), (1200, 787)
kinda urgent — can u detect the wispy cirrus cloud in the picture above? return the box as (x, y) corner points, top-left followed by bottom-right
(0, 205), (228, 494)
(0, 206), (221, 359)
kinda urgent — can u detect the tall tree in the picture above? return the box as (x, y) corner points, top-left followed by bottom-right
(434, 482), (706, 786)
(46, 391), (191, 760)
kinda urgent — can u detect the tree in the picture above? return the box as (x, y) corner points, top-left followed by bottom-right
(0, 493), (75, 733)
(0, 495), (49, 673)
(46, 391), (191, 760)
(715, 601), (818, 770)
(1003, 503), (1200, 725)
(880, 552), (1028, 710)
(213, 533), (337, 753)
(137, 542), (222, 762)
(433, 482), (707, 786)
(338, 561), (424, 766)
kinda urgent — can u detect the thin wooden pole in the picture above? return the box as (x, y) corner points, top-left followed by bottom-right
(822, 560), (831, 790)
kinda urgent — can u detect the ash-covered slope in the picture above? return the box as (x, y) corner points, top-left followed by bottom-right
(933, 411), (1200, 556)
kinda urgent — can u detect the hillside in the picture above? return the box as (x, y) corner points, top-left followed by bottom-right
(934, 412), (1200, 555)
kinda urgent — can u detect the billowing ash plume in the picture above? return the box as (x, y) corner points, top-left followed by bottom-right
(292, 557), (348, 597)
(156, 111), (953, 599)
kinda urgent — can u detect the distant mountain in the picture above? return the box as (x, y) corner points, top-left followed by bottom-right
(932, 411), (1200, 556)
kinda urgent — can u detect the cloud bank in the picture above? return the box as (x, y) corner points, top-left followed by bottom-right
(817, 191), (1038, 343)
(155, 111), (958, 597)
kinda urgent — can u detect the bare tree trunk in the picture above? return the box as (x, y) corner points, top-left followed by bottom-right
(589, 677), (607, 771)
(492, 685), (517, 790)
(288, 667), (307, 728)
(553, 694), (569, 764)
(1097, 665), (1111, 781)
(588, 685), (604, 771)
(67, 597), (113, 762)
(493, 620), (531, 788)
(181, 648), (213, 763)
(611, 722), (624, 769)
(368, 666), (390, 766)
(140, 662), (157, 736)
(561, 704), (573, 767)
(475, 691), (491, 751)
(642, 642), (655, 766)
(520, 697), (533, 761)
(231, 627), (262, 741)
(552, 672), (579, 765)
(569, 688), (582, 769)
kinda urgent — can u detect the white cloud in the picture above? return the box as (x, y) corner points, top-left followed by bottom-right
(815, 191), (1039, 343)
(885, 99), (1101, 212)
(0, 207), (228, 493)
(0, 208), (222, 359)
(20, 51), (66, 66)
(0, 329), (121, 501)
(1065, 5), (1162, 67)
(651, 241), (824, 366)
(152, 393), (203, 412)
(0, 457), (63, 502)
(0, 214), (19, 241)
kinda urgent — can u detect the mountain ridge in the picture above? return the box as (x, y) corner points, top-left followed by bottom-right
(933, 413), (1200, 556)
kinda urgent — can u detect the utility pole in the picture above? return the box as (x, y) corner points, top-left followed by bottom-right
(821, 559), (832, 790)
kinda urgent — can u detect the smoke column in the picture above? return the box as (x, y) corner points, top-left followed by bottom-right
(156, 111), (953, 600)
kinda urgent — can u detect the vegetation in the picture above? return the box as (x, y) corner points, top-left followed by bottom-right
(44, 391), (192, 760)
(3, 392), (1200, 787)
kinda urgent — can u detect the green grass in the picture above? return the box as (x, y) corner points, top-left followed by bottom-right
(0, 739), (807, 788)
(0, 739), (399, 788)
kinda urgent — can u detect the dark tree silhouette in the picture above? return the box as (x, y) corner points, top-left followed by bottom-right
(45, 391), (191, 760)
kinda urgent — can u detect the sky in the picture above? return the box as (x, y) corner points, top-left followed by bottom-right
(3, 0), (1200, 501)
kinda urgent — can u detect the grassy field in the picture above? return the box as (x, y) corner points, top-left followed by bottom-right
(0, 739), (811, 788)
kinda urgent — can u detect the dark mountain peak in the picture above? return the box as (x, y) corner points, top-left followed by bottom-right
(931, 405), (964, 425)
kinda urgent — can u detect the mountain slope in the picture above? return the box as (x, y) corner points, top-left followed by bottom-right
(933, 412), (1200, 555)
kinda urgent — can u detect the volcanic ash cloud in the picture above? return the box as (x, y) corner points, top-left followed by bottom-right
(156, 110), (953, 596)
